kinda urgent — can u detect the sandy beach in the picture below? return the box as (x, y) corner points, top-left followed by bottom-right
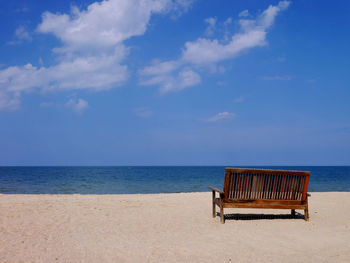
(0, 192), (349, 263)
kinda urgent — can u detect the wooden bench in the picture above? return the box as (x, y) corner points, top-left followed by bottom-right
(209, 168), (311, 223)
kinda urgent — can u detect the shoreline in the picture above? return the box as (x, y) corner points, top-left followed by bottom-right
(1, 192), (349, 262)
(0, 190), (349, 196)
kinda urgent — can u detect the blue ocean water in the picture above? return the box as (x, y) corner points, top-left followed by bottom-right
(0, 166), (349, 194)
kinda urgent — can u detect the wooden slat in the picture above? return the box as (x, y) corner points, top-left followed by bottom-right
(248, 174), (253, 199)
(281, 175), (285, 200)
(231, 173), (235, 198)
(297, 176), (302, 200)
(275, 175), (280, 199)
(253, 175), (258, 199)
(223, 199), (306, 205)
(228, 172), (232, 198)
(242, 174), (246, 199)
(289, 176), (294, 200)
(222, 202), (307, 210)
(238, 173), (243, 199)
(300, 176), (305, 200)
(295, 176), (300, 200)
(268, 175), (274, 199)
(242, 174), (247, 199)
(239, 174), (244, 199)
(245, 174), (251, 199)
(282, 175), (287, 200)
(268, 175), (273, 199)
(288, 176), (293, 199)
(244, 174), (249, 199)
(262, 175), (267, 199)
(273, 175), (278, 199)
(299, 176), (304, 200)
(285, 175), (291, 200)
(264, 175), (269, 199)
(292, 175), (298, 200)
(301, 173), (310, 201)
(217, 198), (307, 208)
(291, 176), (297, 200)
(243, 174), (248, 199)
(259, 175), (264, 199)
(230, 173), (234, 198)
(245, 175), (250, 199)
(263, 175), (267, 199)
(230, 173), (236, 198)
(278, 175), (283, 199)
(255, 175), (260, 199)
(232, 173), (236, 199)
(232, 173), (237, 199)
(223, 169), (231, 199)
(236, 173), (241, 199)
(270, 175), (274, 199)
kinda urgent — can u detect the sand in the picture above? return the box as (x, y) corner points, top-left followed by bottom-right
(0, 192), (349, 263)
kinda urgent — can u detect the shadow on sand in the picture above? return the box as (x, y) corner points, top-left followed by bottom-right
(217, 212), (305, 221)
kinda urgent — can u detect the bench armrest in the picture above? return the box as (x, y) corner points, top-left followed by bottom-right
(209, 186), (224, 195)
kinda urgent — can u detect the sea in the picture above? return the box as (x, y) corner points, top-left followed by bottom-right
(0, 166), (349, 194)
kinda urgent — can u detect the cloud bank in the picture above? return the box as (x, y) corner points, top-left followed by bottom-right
(0, 0), (290, 110)
(140, 1), (290, 93)
(0, 0), (194, 110)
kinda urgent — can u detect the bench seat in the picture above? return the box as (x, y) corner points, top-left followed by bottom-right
(215, 198), (307, 209)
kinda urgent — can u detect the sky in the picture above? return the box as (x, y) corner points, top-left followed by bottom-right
(0, 0), (349, 166)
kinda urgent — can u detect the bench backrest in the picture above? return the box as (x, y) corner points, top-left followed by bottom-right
(223, 168), (310, 201)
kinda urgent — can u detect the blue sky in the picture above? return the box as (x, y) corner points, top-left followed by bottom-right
(0, 0), (349, 166)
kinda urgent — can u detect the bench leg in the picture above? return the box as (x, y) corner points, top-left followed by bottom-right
(291, 209), (296, 216)
(212, 191), (216, 218)
(304, 207), (309, 221)
(220, 202), (225, 224)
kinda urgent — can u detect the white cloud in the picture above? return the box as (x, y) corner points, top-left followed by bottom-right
(258, 1), (290, 29)
(65, 98), (89, 114)
(224, 17), (232, 26)
(262, 75), (292, 80)
(37, 0), (175, 53)
(0, 92), (21, 111)
(204, 112), (237, 122)
(182, 1), (290, 65)
(134, 107), (153, 118)
(204, 17), (216, 36)
(238, 10), (249, 17)
(140, 1), (291, 93)
(15, 26), (31, 41)
(141, 67), (201, 93)
(7, 26), (32, 45)
(0, 0), (193, 110)
(167, 0), (196, 18)
(140, 60), (181, 76)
